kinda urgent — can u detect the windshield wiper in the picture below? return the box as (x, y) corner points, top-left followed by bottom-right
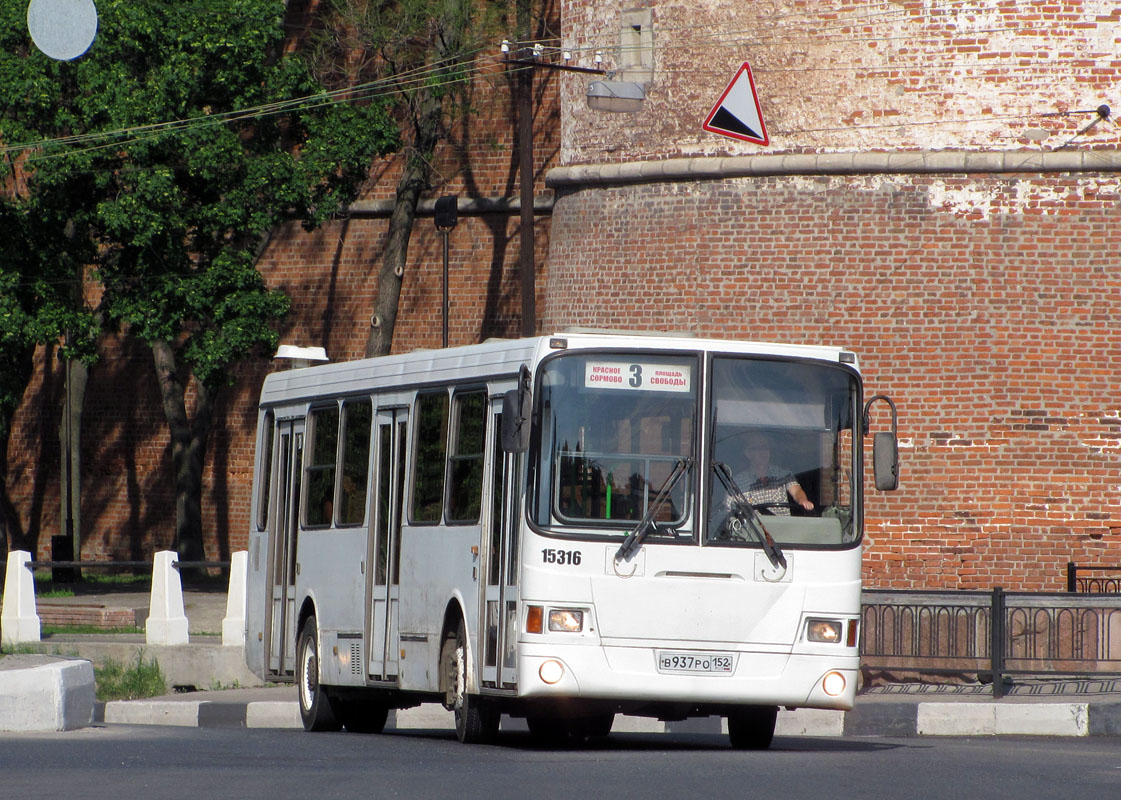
(615, 457), (692, 563)
(712, 462), (787, 571)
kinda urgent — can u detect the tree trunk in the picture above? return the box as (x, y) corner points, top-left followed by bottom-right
(364, 89), (445, 357)
(58, 358), (87, 564)
(150, 339), (215, 564)
(0, 344), (34, 557)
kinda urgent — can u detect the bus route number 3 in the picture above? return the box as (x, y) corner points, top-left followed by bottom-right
(542, 548), (582, 566)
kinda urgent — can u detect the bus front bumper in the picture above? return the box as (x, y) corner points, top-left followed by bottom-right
(517, 642), (859, 711)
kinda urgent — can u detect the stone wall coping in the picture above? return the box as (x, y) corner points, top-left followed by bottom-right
(545, 150), (1121, 188)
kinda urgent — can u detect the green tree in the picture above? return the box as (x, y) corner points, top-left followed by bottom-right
(0, 0), (399, 560)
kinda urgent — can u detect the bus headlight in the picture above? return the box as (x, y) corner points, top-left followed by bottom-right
(548, 609), (585, 633)
(806, 619), (843, 643)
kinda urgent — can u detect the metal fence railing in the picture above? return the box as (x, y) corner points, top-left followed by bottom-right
(861, 588), (1121, 697)
(0, 559), (232, 588)
(1066, 562), (1121, 593)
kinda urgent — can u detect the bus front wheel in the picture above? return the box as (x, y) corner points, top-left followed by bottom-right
(448, 619), (499, 744)
(727, 705), (778, 749)
(297, 615), (342, 732)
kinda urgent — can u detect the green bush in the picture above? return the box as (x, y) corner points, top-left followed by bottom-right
(94, 653), (167, 702)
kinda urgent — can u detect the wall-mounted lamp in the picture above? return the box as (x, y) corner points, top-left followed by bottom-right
(586, 80), (646, 113)
(274, 345), (328, 369)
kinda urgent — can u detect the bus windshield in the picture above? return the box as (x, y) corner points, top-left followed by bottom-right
(531, 352), (697, 538)
(531, 350), (861, 549)
(707, 356), (860, 547)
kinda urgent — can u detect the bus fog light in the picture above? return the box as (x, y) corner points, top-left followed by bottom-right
(539, 659), (565, 685)
(806, 619), (843, 643)
(548, 609), (584, 632)
(822, 671), (846, 697)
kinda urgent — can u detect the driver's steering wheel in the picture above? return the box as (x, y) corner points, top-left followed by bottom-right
(750, 501), (794, 516)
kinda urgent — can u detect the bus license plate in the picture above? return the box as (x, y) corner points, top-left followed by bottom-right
(656, 651), (736, 675)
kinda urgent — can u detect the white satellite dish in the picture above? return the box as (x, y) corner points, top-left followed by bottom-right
(27, 0), (98, 61)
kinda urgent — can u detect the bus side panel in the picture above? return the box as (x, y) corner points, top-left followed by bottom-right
(396, 525), (481, 693)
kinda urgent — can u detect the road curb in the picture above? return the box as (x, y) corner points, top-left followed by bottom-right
(94, 698), (1121, 737)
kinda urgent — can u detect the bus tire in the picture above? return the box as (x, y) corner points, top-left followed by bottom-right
(450, 619), (498, 744)
(726, 705), (778, 750)
(297, 615), (342, 732)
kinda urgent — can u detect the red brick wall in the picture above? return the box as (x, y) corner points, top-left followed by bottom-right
(543, 0), (1121, 590)
(542, 172), (1121, 591)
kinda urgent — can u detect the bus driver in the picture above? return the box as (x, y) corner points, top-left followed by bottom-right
(731, 430), (814, 516)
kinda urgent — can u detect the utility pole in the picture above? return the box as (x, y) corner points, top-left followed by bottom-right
(515, 0), (535, 337)
(505, 8), (606, 337)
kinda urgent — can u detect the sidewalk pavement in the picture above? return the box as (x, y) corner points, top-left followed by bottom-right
(5, 587), (1121, 737)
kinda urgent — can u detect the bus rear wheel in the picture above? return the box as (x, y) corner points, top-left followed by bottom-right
(727, 705), (778, 750)
(297, 615), (342, 732)
(448, 619), (499, 744)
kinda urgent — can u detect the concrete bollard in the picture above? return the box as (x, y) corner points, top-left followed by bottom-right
(1, 550), (41, 645)
(146, 550), (189, 645)
(222, 550), (248, 647)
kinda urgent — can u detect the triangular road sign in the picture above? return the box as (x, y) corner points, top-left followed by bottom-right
(703, 62), (769, 146)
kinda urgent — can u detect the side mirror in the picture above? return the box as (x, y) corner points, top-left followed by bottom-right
(863, 394), (899, 492)
(872, 431), (899, 491)
(501, 365), (532, 454)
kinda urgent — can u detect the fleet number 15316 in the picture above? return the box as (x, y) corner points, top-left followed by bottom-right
(541, 548), (581, 566)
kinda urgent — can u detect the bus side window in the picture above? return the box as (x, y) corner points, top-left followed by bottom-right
(412, 391), (450, 523)
(305, 405), (339, 527)
(338, 400), (372, 525)
(256, 410), (274, 531)
(447, 390), (487, 523)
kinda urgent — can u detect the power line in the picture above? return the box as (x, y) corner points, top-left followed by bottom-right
(3, 49), (505, 159)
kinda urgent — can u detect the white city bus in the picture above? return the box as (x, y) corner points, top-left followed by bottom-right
(244, 331), (898, 748)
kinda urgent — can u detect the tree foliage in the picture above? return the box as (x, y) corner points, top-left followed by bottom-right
(0, 0), (400, 557)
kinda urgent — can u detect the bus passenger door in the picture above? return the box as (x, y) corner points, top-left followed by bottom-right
(367, 407), (408, 680)
(267, 419), (303, 678)
(482, 399), (521, 690)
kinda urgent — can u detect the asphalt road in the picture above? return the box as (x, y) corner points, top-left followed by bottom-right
(4, 726), (1120, 799)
